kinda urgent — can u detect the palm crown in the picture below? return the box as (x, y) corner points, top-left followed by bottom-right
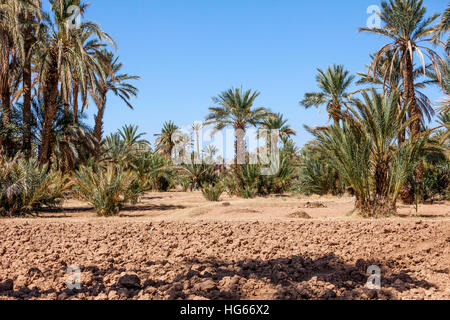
(300, 64), (355, 125)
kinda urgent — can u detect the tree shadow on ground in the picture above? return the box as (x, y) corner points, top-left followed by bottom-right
(0, 253), (437, 300)
(123, 204), (186, 212)
(35, 204), (187, 219)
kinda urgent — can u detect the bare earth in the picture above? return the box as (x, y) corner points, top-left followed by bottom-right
(0, 192), (449, 300)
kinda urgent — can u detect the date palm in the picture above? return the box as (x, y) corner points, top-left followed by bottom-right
(0, 0), (36, 156)
(19, 0), (42, 158)
(203, 144), (218, 163)
(309, 89), (430, 217)
(300, 65), (354, 125)
(205, 87), (270, 166)
(90, 50), (139, 156)
(191, 122), (202, 157)
(36, 0), (113, 165)
(359, 0), (445, 137)
(32, 96), (95, 172)
(357, 51), (435, 125)
(117, 124), (149, 151)
(262, 113), (296, 139)
(0, 0), (42, 157)
(154, 121), (180, 157)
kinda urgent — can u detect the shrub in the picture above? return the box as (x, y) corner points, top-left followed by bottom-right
(295, 148), (342, 196)
(178, 177), (191, 192)
(72, 164), (144, 216)
(201, 183), (224, 201)
(179, 163), (219, 189)
(423, 164), (450, 201)
(0, 157), (70, 217)
(223, 153), (297, 199)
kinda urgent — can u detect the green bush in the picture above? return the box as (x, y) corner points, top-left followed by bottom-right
(0, 157), (70, 217)
(423, 164), (450, 201)
(201, 183), (224, 201)
(223, 152), (297, 199)
(295, 149), (342, 196)
(72, 164), (144, 216)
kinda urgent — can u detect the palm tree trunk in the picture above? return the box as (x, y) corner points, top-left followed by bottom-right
(196, 132), (200, 156)
(402, 50), (424, 203)
(39, 54), (59, 166)
(234, 127), (246, 167)
(331, 104), (341, 126)
(402, 52), (420, 136)
(0, 30), (12, 157)
(374, 159), (389, 197)
(93, 104), (105, 158)
(22, 44), (32, 159)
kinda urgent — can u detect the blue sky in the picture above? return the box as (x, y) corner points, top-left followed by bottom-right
(60, 0), (447, 147)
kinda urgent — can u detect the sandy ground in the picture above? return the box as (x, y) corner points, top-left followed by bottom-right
(0, 192), (449, 300)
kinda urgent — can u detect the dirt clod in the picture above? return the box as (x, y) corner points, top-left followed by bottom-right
(289, 211), (312, 219)
(118, 274), (141, 290)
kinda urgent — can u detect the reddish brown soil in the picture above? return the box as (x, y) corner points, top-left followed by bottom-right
(0, 216), (449, 300)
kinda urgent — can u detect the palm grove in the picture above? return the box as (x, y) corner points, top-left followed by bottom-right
(0, 0), (448, 218)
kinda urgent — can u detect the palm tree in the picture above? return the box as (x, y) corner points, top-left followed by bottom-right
(0, 0), (32, 156)
(36, 0), (113, 165)
(90, 50), (139, 156)
(359, 0), (445, 137)
(309, 89), (430, 217)
(203, 144), (218, 162)
(205, 87), (270, 166)
(262, 113), (296, 139)
(357, 51), (435, 133)
(117, 124), (149, 151)
(154, 121), (180, 157)
(32, 96), (95, 172)
(191, 122), (202, 158)
(300, 65), (355, 125)
(101, 125), (150, 171)
(20, 0), (42, 158)
(72, 29), (107, 124)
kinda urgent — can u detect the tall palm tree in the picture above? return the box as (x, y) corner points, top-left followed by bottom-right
(32, 96), (95, 172)
(36, 0), (112, 165)
(359, 0), (445, 137)
(0, 0), (32, 156)
(203, 144), (218, 162)
(192, 122), (202, 156)
(89, 50), (139, 156)
(300, 65), (355, 125)
(154, 121), (180, 157)
(72, 29), (106, 124)
(205, 87), (270, 166)
(357, 51), (435, 127)
(20, 0), (42, 158)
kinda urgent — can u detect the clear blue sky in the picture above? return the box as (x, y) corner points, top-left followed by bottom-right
(62, 0), (447, 147)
